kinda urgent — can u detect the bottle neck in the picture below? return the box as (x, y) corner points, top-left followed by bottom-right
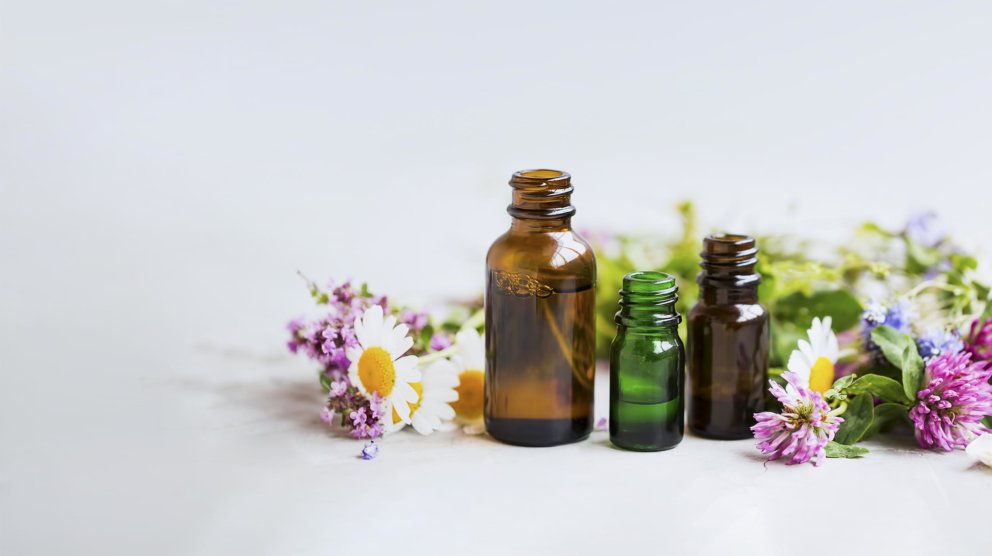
(615, 272), (682, 330)
(696, 233), (761, 305)
(506, 169), (575, 232)
(698, 282), (759, 304)
(510, 217), (572, 233)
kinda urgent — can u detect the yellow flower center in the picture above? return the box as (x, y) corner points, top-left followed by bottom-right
(357, 347), (396, 397)
(392, 382), (422, 424)
(451, 369), (485, 421)
(809, 356), (835, 394)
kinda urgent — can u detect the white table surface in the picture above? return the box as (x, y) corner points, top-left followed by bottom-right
(3, 2), (992, 554)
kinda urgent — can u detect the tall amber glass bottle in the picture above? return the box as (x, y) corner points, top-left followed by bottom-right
(687, 234), (769, 439)
(485, 169), (596, 447)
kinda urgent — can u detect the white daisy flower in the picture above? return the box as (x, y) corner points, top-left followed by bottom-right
(347, 305), (421, 424)
(402, 360), (459, 435)
(787, 316), (840, 394)
(448, 328), (486, 431)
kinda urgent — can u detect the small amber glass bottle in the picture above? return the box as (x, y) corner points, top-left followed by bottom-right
(609, 271), (685, 452)
(485, 169), (596, 447)
(687, 234), (769, 440)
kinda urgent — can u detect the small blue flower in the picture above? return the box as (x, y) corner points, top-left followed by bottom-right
(916, 329), (964, 361)
(862, 299), (917, 363)
(361, 441), (379, 461)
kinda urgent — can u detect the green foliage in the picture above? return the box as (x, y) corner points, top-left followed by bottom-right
(824, 373), (858, 405)
(847, 374), (911, 405)
(772, 289), (863, 334)
(869, 326), (924, 400)
(825, 441), (869, 459)
(864, 403), (909, 439)
(835, 394), (874, 445)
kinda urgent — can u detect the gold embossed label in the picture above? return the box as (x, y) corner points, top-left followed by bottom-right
(492, 270), (553, 298)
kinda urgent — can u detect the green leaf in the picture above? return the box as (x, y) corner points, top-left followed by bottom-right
(869, 326), (925, 398)
(835, 394), (875, 445)
(864, 403), (909, 438)
(825, 441), (869, 459)
(824, 373), (857, 404)
(905, 239), (941, 275)
(870, 325), (911, 368)
(900, 344), (925, 400)
(772, 289), (864, 332)
(319, 372), (332, 393)
(848, 374), (911, 405)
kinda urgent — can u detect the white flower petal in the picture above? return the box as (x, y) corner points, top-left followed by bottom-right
(359, 305), (385, 347)
(394, 355), (421, 382)
(453, 328), (485, 371)
(391, 389), (413, 423)
(966, 434), (992, 467)
(787, 350), (812, 387)
(412, 412), (439, 435)
(347, 361), (366, 394)
(388, 325), (414, 359)
(346, 346), (363, 365)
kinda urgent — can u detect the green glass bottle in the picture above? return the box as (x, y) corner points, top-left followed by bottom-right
(609, 271), (685, 452)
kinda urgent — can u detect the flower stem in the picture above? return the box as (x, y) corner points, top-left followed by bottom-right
(460, 308), (485, 332)
(418, 345), (459, 365)
(828, 401), (848, 418)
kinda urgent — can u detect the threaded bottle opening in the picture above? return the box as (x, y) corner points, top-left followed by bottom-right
(615, 271), (681, 327)
(507, 169), (576, 220)
(698, 233), (760, 290)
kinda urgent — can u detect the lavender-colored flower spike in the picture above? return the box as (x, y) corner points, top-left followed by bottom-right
(751, 371), (844, 466)
(909, 352), (992, 451)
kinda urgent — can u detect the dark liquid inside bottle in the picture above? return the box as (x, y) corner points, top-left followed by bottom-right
(485, 280), (595, 446)
(687, 234), (768, 440)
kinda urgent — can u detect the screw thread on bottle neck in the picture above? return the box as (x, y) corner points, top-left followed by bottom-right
(615, 271), (681, 329)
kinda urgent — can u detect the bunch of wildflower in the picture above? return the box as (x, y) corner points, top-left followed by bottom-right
(287, 279), (388, 372)
(319, 370), (387, 439)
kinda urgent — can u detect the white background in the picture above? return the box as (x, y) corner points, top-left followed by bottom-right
(2, 2), (991, 555)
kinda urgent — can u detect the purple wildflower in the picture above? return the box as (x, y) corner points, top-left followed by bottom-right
(595, 417), (608, 432)
(905, 211), (946, 248)
(319, 407), (335, 424)
(361, 441), (379, 460)
(964, 319), (992, 362)
(286, 279), (389, 372)
(400, 309), (429, 333)
(916, 329), (964, 361)
(429, 332), (452, 351)
(320, 373), (385, 439)
(909, 352), (992, 451)
(751, 371), (844, 466)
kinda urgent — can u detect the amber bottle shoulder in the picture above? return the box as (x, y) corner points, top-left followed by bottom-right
(486, 227), (596, 282)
